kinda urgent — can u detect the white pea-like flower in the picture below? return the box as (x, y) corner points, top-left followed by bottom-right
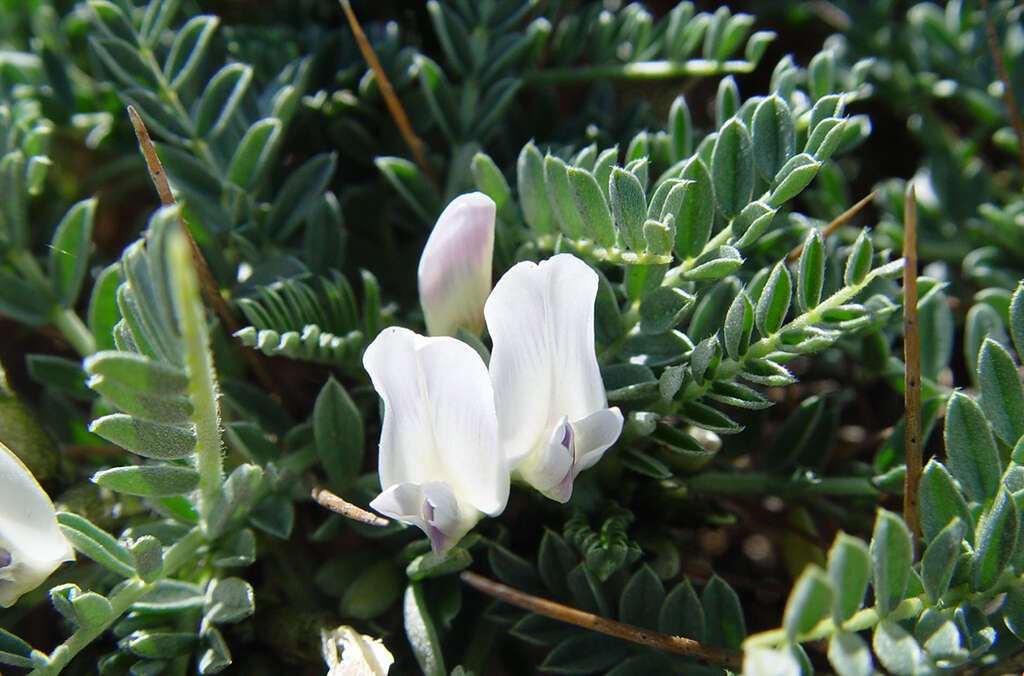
(418, 192), (496, 337)
(364, 326), (508, 554)
(485, 254), (624, 502)
(321, 626), (394, 676)
(0, 441), (74, 607)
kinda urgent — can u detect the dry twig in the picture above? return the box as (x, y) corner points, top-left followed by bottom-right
(311, 484), (390, 527)
(460, 570), (744, 670)
(786, 190), (877, 263)
(902, 184), (922, 540)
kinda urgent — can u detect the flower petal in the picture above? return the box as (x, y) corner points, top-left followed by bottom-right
(370, 481), (477, 554)
(485, 254), (606, 466)
(515, 417), (575, 503)
(0, 442), (74, 607)
(418, 192), (495, 336)
(363, 327), (507, 516)
(571, 407), (624, 473)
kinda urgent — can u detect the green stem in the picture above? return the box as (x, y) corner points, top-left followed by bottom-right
(524, 58), (756, 85)
(36, 528), (205, 675)
(9, 249), (97, 356)
(168, 230), (223, 533)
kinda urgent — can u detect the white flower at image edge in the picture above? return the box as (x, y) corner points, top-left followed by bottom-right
(418, 192), (495, 337)
(364, 327), (508, 554)
(485, 253), (624, 502)
(0, 441), (74, 607)
(321, 625), (394, 676)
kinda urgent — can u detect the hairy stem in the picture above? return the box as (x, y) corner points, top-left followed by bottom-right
(35, 528), (205, 675)
(167, 230), (223, 533)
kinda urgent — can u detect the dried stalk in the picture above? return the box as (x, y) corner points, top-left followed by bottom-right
(311, 484), (390, 527)
(980, 0), (1024, 176)
(786, 190), (877, 263)
(126, 105), (283, 400)
(902, 184), (922, 540)
(460, 570), (744, 670)
(338, 0), (438, 186)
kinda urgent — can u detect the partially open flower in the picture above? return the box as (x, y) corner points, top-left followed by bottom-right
(364, 327), (508, 554)
(0, 442), (74, 607)
(418, 192), (496, 336)
(485, 254), (623, 502)
(321, 625), (394, 676)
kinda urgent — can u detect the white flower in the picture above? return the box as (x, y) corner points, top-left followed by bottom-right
(0, 441), (74, 607)
(418, 192), (496, 336)
(742, 647), (800, 676)
(321, 626), (394, 676)
(485, 254), (623, 502)
(364, 327), (508, 554)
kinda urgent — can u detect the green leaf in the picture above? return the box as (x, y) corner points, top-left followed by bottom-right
(538, 530), (577, 594)
(544, 155), (584, 239)
(71, 591), (113, 628)
(89, 414), (195, 460)
(510, 614), (575, 647)
(782, 564), (832, 638)
(57, 511), (135, 577)
(702, 575), (745, 650)
(341, 559), (403, 619)
(92, 465), (200, 497)
(268, 153), (337, 241)
(768, 153), (821, 207)
(471, 152), (511, 214)
(130, 535), (164, 583)
(88, 262), (122, 352)
(85, 351), (188, 395)
(828, 631), (873, 676)
(679, 401), (741, 434)
(0, 268), (48, 324)
(763, 395), (824, 470)
(228, 118), (282, 188)
(843, 229), (874, 286)
(638, 286), (693, 335)
(659, 579), (705, 641)
(48, 198), (96, 307)
(1003, 586), (1024, 642)
(404, 583), (446, 676)
(407, 547), (472, 581)
(690, 334), (721, 384)
(724, 291), (754, 359)
(135, 579), (203, 611)
(826, 532), (870, 623)
(944, 391), (1002, 503)
(375, 156), (438, 226)
(124, 631), (197, 659)
(313, 377), (363, 490)
(751, 95), (794, 182)
(541, 635), (628, 674)
(0, 628), (34, 668)
(26, 354), (90, 398)
(90, 36), (160, 89)
(706, 380), (772, 410)
(618, 565), (664, 630)
(921, 517), (964, 603)
(567, 167), (615, 248)
(609, 167), (646, 251)
(869, 509), (913, 617)
(194, 63), (252, 138)
(89, 377), (192, 424)
(249, 493), (294, 539)
(711, 118), (754, 219)
(715, 76), (740, 128)
(489, 544), (542, 592)
(970, 488), (1018, 592)
(668, 95), (693, 160)
(755, 261), (791, 336)
(795, 229), (825, 311)
(919, 459), (973, 543)
(730, 201), (777, 249)
(164, 15), (219, 90)
(965, 303), (1010, 381)
(810, 94), (845, 133)
(682, 245), (743, 281)
(204, 577), (254, 624)
(805, 117), (847, 161)
(675, 158), (714, 257)
(1010, 282), (1024, 359)
(978, 338), (1024, 446)
(873, 619), (923, 675)
(518, 141), (552, 234)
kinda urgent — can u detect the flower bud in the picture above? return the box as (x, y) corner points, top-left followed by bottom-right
(418, 192), (495, 336)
